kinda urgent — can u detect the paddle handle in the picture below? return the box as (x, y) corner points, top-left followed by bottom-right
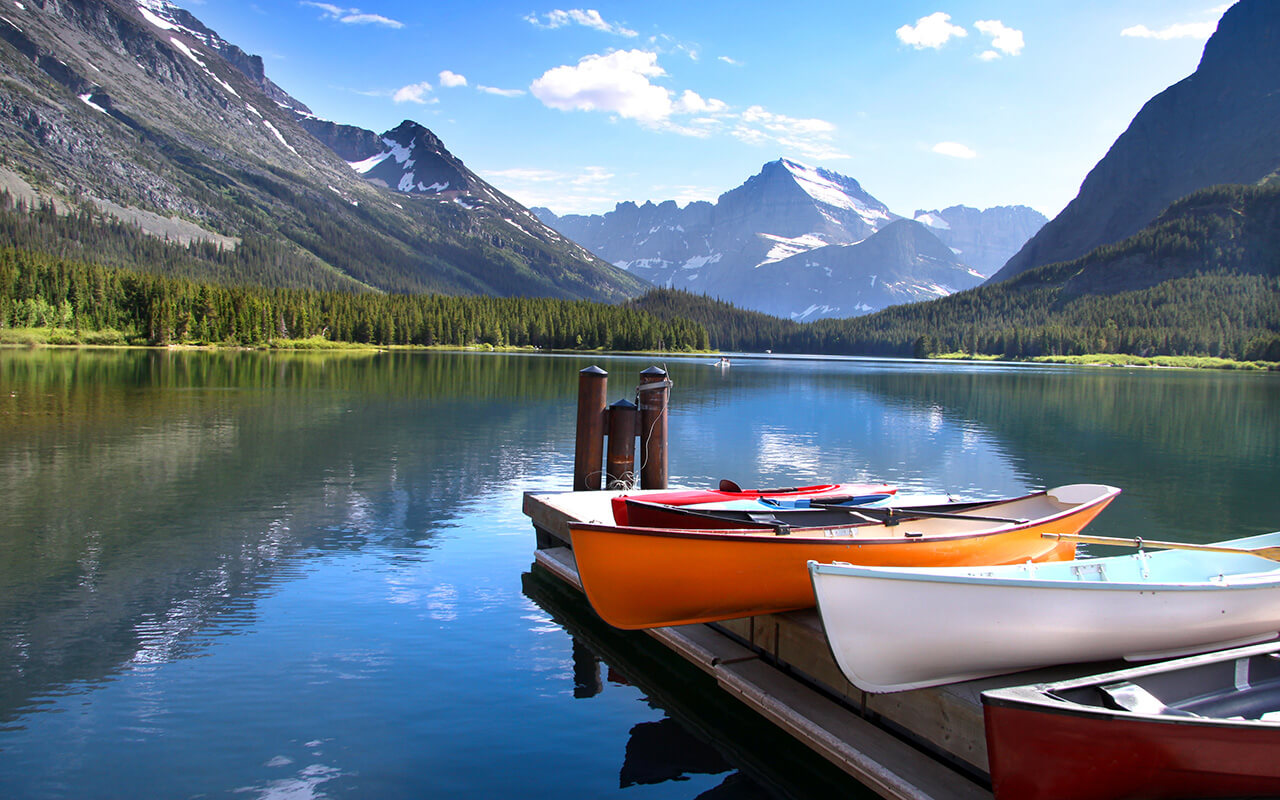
(1043, 532), (1277, 559)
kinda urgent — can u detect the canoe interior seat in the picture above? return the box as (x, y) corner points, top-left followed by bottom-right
(1100, 681), (1199, 717)
(1070, 562), (1107, 581)
(1181, 681), (1280, 719)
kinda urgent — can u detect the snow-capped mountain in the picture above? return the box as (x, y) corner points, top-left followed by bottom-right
(535, 159), (898, 296)
(535, 158), (1041, 319)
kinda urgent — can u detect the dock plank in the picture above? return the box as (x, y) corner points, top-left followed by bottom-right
(717, 659), (991, 800)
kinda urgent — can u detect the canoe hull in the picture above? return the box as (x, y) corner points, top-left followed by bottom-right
(984, 701), (1280, 800)
(983, 643), (1280, 800)
(569, 484), (1118, 629)
(809, 532), (1280, 693)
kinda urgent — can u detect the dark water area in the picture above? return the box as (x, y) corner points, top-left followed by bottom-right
(0, 348), (1277, 798)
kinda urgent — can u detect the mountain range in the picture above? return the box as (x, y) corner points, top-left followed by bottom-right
(0, 0), (645, 301)
(535, 159), (1046, 320)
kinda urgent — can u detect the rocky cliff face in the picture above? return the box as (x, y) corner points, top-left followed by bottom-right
(738, 220), (984, 320)
(991, 0), (1280, 282)
(913, 205), (1047, 278)
(0, 0), (647, 300)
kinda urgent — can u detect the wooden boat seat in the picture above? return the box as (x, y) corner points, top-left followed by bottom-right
(1181, 681), (1280, 719)
(1100, 681), (1199, 717)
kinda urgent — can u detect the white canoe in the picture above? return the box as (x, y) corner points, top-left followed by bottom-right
(808, 532), (1280, 693)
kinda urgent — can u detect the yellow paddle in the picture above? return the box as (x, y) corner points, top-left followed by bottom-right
(1043, 533), (1280, 562)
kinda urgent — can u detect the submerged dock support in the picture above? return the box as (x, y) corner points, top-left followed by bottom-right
(573, 366), (608, 491)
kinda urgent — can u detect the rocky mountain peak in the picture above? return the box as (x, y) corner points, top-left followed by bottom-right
(991, 0), (1280, 282)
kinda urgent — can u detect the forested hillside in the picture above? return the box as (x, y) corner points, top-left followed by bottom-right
(0, 247), (707, 351)
(635, 184), (1280, 362)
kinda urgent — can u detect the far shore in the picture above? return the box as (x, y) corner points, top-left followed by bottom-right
(2, 328), (1276, 372)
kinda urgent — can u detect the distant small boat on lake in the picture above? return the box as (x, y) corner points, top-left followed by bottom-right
(808, 531), (1280, 693)
(983, 641), (1280, 800)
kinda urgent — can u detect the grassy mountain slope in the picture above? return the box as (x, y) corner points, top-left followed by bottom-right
(0, 0), (646, 301)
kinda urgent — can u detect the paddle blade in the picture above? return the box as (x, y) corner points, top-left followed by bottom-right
(718, 479), (743, 493)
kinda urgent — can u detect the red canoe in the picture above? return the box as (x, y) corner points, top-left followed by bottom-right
(983, 641), (1280, 800)
(609, 481), (895, 525)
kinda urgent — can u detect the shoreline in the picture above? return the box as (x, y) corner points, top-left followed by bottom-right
(2, 329), (1276, 372)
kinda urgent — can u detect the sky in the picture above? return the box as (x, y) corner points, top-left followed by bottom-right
(185, 1), (1233, 219)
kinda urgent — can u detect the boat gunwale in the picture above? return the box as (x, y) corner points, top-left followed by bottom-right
(982, 641), (1280, 729)
(574, 485), (1120, 547)
(809, 531), (1280, 591)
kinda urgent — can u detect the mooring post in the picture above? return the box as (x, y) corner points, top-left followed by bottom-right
(606, 398), (638, 489)
(574, 366), (608, 491)
(637, 366), (670, 490)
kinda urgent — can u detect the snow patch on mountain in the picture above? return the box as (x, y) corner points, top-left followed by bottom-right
(792, 304), (840, 321)
(781, 158), (892, 227)
(759, 232), (834, 265)
(261, 119), (296, 156)
(349, 152), (389, 174)
(682, 253), (721, 270)
(136, 3), (178, 31)
(913, 211), (950, 230)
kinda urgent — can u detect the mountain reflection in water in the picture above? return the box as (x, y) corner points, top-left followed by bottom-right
(0, 348), (1275, 799)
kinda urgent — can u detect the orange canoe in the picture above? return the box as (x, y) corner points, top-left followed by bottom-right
(568, 484), (1120, 629)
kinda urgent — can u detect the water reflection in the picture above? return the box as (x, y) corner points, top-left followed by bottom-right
(521, 566), (877, 800)
(655, 357), (1280, 544)
(0, 349), (602, 726)
(1, 348), (1276, 797)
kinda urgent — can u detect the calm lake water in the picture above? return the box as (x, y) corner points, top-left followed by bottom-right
(1, 348), (1278, 799)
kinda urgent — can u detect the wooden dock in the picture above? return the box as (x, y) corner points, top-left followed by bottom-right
(524, 488), (1126, 800)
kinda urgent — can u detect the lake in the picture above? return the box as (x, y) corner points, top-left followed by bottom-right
(1, 348), (1278, 799)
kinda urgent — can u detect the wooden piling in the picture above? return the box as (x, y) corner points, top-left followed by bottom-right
(574, 366), (608, 492)
(606, 398), (638, 489)
(638, 366), (670, 490)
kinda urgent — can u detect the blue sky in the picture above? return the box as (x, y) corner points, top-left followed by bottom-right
(188, 1), (1231, 218)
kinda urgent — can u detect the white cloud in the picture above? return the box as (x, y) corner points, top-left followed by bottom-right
(526, 8), (637, 37)
(734, 106), (846, 160)
(673, 90), (728, 115)
(531, 50), (839, 158)
(392, 81), (434, 104)
(896, 12), (967, 49)
(718, 55), (741, 66)
(531, 49), (673, 123)
(301, 2), (404, 28)
(979, 50), (1000, 61)
(1120, 21), (1216, 40)
(974, 20), (1024, 56)
(483, 166), (624, 214)
(477, 85), (526, 97)
(932, 141), (977, 159)
(438, 70), (467, 88)
(572, 166), (614, 185)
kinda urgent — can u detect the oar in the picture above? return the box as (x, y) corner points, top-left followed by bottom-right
(812, 501), (1027, 525)
(1043, 533), (1280, 563)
